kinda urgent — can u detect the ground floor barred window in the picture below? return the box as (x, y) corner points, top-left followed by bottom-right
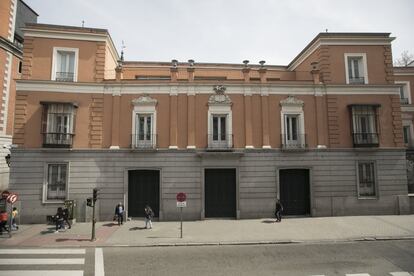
(357, 161), (377, 198)
(46, 163), (68, 201)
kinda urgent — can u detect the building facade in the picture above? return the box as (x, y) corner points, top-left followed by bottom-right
(394, 65), (414, 213)
(10, 24), (412, 223)
(0, 0), (37, 190)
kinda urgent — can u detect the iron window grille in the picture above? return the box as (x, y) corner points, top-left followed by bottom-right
(349, 105), (380, 147)
(41, 102), (77, 148)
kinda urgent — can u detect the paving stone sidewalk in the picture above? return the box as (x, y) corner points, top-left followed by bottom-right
(0, 215), (413, 248)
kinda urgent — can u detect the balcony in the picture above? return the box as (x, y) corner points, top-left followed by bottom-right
(43, 133), (74, 148)
(281, 134), (307, 150)
(349, 77), (365, 84)
(352, 133), (379, 147)
(131, 134), (157, 149)
(55, 72), (75, 82)
(207, 134), (233, 150)
(400, 98), (409, 105)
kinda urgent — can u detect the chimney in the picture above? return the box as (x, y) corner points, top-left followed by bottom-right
(258, 60), (267, 83)
(187, 59), (195, 82)
(170, 59), (178, 82)
(242, 60), (250, 82)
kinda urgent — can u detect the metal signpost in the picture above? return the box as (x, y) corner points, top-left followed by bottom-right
(91, 188), (98, 241)
(6, 193), (18, 238)
(176, 192), (187, 238)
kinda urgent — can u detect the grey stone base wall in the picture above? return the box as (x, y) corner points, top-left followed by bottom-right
(9, 148), (409, 223)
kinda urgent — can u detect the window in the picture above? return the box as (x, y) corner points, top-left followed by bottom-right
(345, 53), (368, 84)
(18, 61), (22, 74)
(350, 105), (379, 147)
(210, 114), (229, 148)
(280, 96), (306, 150)
(395, 81), (411, 105)
(131, 95), (157, 149)
(357, 162), (377, 198)
(207, 86), (233, 149)
(45, 163), (68, 201)
(133, 113), (155, 148)
(41, 103), (76, 147)
(404, 126), (410, 144)
(51, 47), (79, 82)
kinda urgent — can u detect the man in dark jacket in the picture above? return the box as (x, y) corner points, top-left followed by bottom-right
(62, 208), (71, 229)
(54, 207), (65, 233)
(115, 202), (124, 225)
(275, 199), (283, 222)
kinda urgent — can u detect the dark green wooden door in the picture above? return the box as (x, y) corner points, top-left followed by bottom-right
(128, 170), (159, 217)
(279, 169), (310, 216)
(205, 169), (236, 218)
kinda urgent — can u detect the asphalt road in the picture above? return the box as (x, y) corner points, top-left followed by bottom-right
(103, 240), (414, 276)
(0, 240), (413, 275)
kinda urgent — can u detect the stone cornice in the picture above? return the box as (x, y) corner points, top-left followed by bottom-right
(16, 80), (400, 96)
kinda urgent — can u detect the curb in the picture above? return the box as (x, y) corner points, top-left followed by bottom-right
(8, 236), (413, 248)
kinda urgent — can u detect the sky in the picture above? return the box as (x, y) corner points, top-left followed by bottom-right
(24, 0), (414, 66)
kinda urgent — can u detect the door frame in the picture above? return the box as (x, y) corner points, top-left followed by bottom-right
(123, 167), (163, 220)
(201, 167), (239, 220)
(276, 167), (313, 217)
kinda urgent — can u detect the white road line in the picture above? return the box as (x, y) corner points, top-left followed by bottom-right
(346, 274), (371, 276)
(0, 271), (83, 276)
(0, 249), (85, 255)
(95, 248), (105, 276)
(0, 258), (85, 265)
(390, 273), (414, 276)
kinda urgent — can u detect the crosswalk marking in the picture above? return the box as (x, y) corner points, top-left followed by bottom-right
(310, 273), (413, 276)
(95, 248), (105, 276)
(0, 271), (84, 276)
(0, 258), (85, 265)
(0, 249), (85, 254)
(311, 273), (413, 276)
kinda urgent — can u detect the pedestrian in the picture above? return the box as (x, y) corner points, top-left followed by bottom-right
(11, 207), (19, 230)
(62, 207), (71, 229)
(54, 207), (65, 233)
(114, 202), (124, 225)
(144, 205), (154, 229)
(0, 210), (8, 235)
(275, 199), (283, 222)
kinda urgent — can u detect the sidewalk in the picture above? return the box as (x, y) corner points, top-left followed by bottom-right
(0, 215), (413, 248)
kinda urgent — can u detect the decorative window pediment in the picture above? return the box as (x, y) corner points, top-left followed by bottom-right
(132, 94), (157, 107)
(208, 85), (232, 106)
(280, 95), (304, 108)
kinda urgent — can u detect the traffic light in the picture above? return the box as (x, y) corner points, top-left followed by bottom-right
(93, 188), (98, 202)
(86, 197), (93, 207)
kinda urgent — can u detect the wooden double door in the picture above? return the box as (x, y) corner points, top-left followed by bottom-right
(279, 169), (310, 216)
(205, 169), (236, 218)
(128, 170), (159, 217)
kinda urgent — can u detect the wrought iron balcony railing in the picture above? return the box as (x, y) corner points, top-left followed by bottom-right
(207, 134), (233, 150)
(55, 72), (75, 82)
(280, 134), (307, 150)
(400, 98), (409, 105)
(131, 134), (157, 149)
(349, 77), (365, 84)
(43, 132), (74, 148)
(352, 132), (379, 147)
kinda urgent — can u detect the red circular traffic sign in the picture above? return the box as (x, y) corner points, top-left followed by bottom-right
(1, 190), (10, 199)
(176, 192), (186, 202)
(6, 194), (18, 204)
